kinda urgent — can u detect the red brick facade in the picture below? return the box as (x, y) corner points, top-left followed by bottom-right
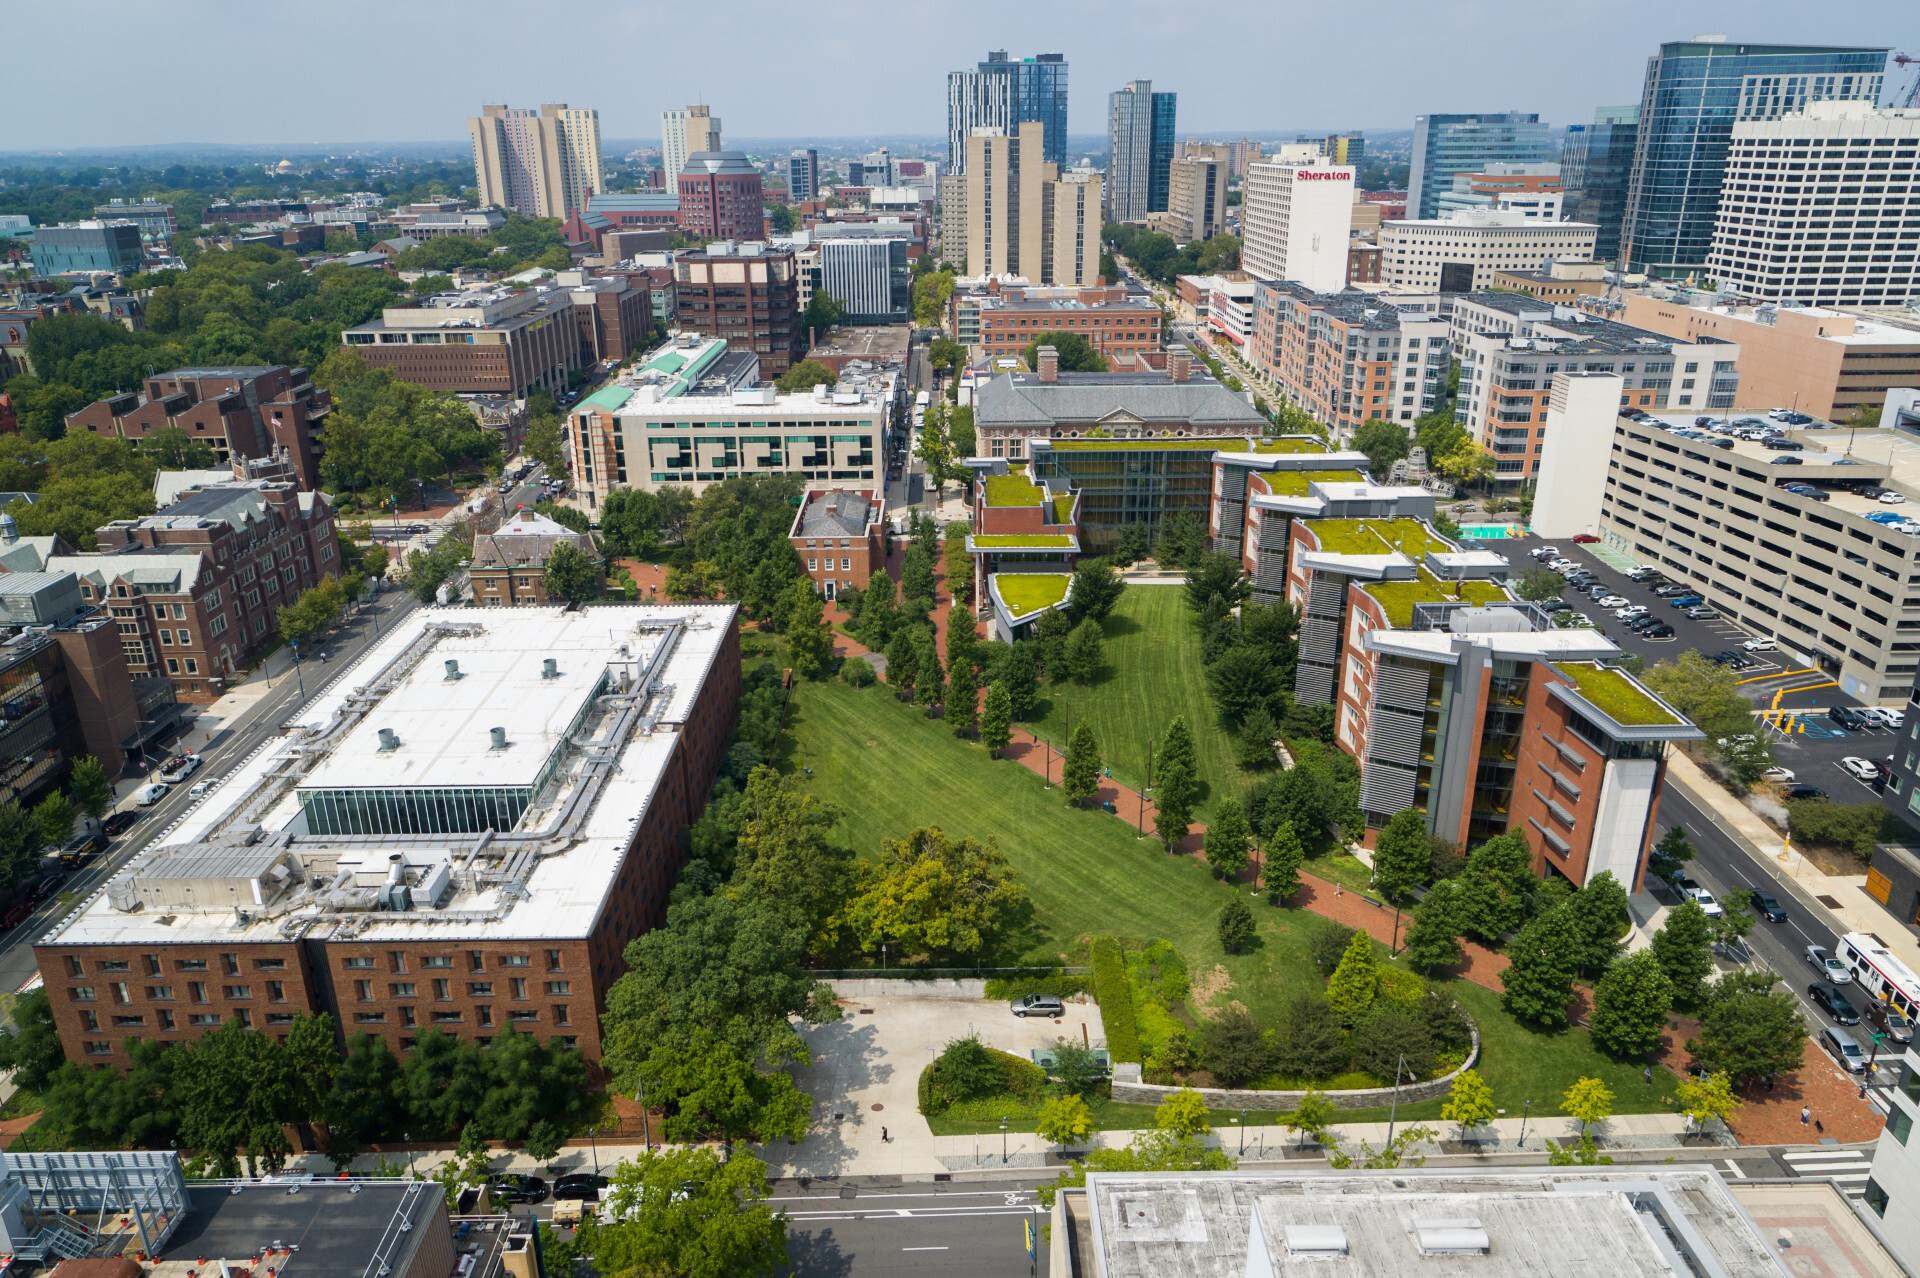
(67, 366), (330, 491)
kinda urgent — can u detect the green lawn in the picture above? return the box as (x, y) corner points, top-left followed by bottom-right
(1024, 588), (1246, 806)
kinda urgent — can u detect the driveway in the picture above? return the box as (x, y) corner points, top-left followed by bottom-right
(764, 986), (1103, 1180)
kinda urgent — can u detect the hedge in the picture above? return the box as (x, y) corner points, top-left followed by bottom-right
(984, 973), (1089, 1001)
(1092, 938), (1142, 1064)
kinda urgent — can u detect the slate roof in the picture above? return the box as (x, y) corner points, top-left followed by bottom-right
(975, 371), (1268, 429)
(470, 510), (599, 570)
(0, 533), (65, 573)
(48, 552), (204, 594)
(795, 490), (878, 538)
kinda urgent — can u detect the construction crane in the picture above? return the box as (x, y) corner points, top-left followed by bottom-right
(1893, 54), (1920, 109)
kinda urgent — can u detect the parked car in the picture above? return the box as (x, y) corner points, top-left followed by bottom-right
(1763, 438), (1805, 451)
(1653, 584), (1691, 597)
(1684, 607), (1717, 620)
(0, 903), (31, 930)
(1829, 706), (1868, 731)
(188, 778), (220, 799)
(133, 782), (169, 806)
(485, 1174), (549, 1204)
(1642, 623), (1675, 639)
(1598, 595), (1628, 608)
(1626, 615), (1660, 632)
(1786, 785), (1828, 801)
(1807, 944), (1853, 984)
(1861, 707), (1906, 729)
(1626, 567), (1659, 581)
(1880, 492), (1909, 505)
(1573, 533), (1600, 543)
(101, 811), (140, 837)
(1541, 600), (1572, 613)
(1533, 546), (1560, 560)
(1821, 1026), (1869, 1074)
(1868, 1003), (1915, 1046)
(552, 1173), (609, 1202)
(1769, 457), (1805, 466)
(1761, 767), (1796, 784)
(1685, 886), (1724, 917)
(1783, 411), (1813, 425)
(1616, 605), (1649, 618)
(1751, 890), (1787, 922)
(1808, 983), (1860, 1025)
(1669, 594), (1703, 608)
(28, 871), (67, 902)
(1842, 756), (1882, 781)
(1011, 994), (1065, 1019)
(1743, 637), (1776, 652)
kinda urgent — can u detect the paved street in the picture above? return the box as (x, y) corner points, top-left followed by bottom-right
(781, 1181), (1047, 1277)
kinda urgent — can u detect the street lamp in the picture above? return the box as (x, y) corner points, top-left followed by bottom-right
(404, 1131), (413, 1179)
(589, 1125), (599, 1176)
(1518, 1099), (1532, 1148)
(1238, 1109), (1247, 1156)
(1384, 1053), (1409, 1145)
(1001, 1115), (1009, 1164)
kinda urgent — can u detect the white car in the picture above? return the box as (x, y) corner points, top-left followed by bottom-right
(157, 753), (202, 783)
(1597, 595), (1628, 608)
(1879, 707), (1907, 729)
(188, 778), (220, 799)
(1879, 492), (1908, 505)
(1686, 887), (1725, 918)
(1807, 944), (1852, 984)
(1769, 407), (1792, 420)
(1761, 766), (1797, 783)
(1841, 757), (1881, 782)
(1743, 637), (1777, 652)
(133, 782), (169, 807)
(1616, 605), (1649, 619)
(1532, 546), (1560, 560)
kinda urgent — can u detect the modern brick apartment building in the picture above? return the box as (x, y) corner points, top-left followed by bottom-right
(34, 606), (740, 1067)
(1248, 283), (1451, 432)
(341, 290), (581, 398)
(68, 366), (331, 491)
(788, 489), (885, 601)
(673, 243), (804, 375)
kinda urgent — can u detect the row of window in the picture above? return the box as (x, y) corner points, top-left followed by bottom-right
(352, 978), (568, 1000)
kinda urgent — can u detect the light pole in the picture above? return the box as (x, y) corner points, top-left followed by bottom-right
(589, 1126), (599, 1176)
(404, 1131), (413, 1179)
(1238, 1109), (1247, 1156)
(1001, 1115), (1009, 1164)
(1384, 1053), (1408, 1145)
(1518, 1098), (1532, 1148)
(364, 582), (381, 638)
(638, 1079), (651, 1148)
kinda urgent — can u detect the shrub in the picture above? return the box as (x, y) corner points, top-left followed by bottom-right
(1200, 1006), (1271, 1087)
(1092, 939), (1142, 1064)
(936, 1036), (1003, 1101)
(842, 659), (876, 688)
(1375, 965), (1428, 1010)
(1125, 940), (1191, 1006)
(1135, 1000), (1186, 1068)
(983, 973), (1089, 1001)
(1308, 922), (1358, 974)
(1218, 898), (1256, 953)
(918, 1062), (947, 1116)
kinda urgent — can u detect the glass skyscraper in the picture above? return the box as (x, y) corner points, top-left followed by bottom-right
(946, 50), (1069, 172)
(1563, 106), (1639, 264)
(1406, 113), (1554, 220)
(1621, 39), (1889, 277)
(1106, 79), (1178, 223)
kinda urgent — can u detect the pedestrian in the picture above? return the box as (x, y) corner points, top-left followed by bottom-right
(1801, 1106), (1811, 1126)
(1643, 1066), (1652, 1086)
(881, 1126), (889, 1143)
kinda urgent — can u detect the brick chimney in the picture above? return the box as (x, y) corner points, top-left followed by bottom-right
(1037, 345), (1059, 383)
(1169, 349), (1192, 383)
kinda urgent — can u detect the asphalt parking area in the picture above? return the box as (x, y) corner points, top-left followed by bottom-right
(1760, 709), (1900, 795)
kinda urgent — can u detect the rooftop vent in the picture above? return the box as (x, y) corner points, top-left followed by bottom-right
(377, 727), (400, 752)
(444, 658), (462, 680)
(1284, 1225), (1349, 1257)
(489, 726), (508, 750)
(542, 657), (559, 679)
(1413, 1219), (1490, 1257)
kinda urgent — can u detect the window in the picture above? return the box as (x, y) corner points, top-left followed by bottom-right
(343, 956), (374, 969)
(468, 982), (493, 997)
(545, 950), (564, 971)
(145, 955), (161, 976)
(268, 981), (286, 1003)
(1887, 1103), (1914, 1145)
(111, 1015), (145, 1028)
(477, 1005), (493, 1027)
(98, 960), (130, 973)
(388, 951), (407, 973)
(422, 955), (452, 968)
(355, 980), (373, 1002)
(468, 951), (485, 972)
(190, 1013), (221, 1027)
(354, 1012), (387, 1025)
(431, 1010), (463, 1024)
(176, 959), (207, 972)
(253, 958), (286, 971)
(432, 979), (450, 1000)
(552, 1004), (570, 1026)
(147, 986), (174, 1001)
(266, 1012), (295, 1026)
(66, 956), (82, 978)
(159, 1009), (176, 1031)
(221, 954), (240, 975)
(71, 986), (97, 1003)
(501, 955), (530, 968)
(110, 983), (130, 1005)
(1865, 1177), (1889, 1217)
(85, 1042), (114, 1057)
(189, 982), (208, 1004)
(223, 985), (251, 1000)
(511, 978), (527, 1000)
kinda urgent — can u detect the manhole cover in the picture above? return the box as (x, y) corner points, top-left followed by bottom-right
(871, 1103), (884, 1112)
(1817, 894), (1844, 909)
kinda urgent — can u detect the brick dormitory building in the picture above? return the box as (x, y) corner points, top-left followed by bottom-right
(67, 366), (331, 491)
(33, 605), (740, 1068)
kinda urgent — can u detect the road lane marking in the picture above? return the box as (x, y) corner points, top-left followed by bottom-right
(902, 1247), (951, 1252)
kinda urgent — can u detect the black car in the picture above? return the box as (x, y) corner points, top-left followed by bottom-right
(101, 811), (140, 837)
(1751, 891), (1787, 922)
(1829, 705), (1868, 731)
(486, 1173), (549, 1204)
(1808, 983), (1860, 1025)
(1763, 438), (1805, 451)
(1786, 785), (1828, 801)
(552, 1173), (608, 1202)
(1642, 623), (1675, 638)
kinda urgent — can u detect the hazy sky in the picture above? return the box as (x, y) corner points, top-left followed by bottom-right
(9, 0), (1907, 150)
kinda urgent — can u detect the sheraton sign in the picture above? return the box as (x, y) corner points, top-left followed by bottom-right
(1296, 170), (1352, 181)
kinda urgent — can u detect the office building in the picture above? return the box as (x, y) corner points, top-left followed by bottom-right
(673, 241), (804, 375)
(788, 148), (820, 201)
(1240, 150), (1356, 290)
(951, 281), (1162, 367)
(661, 105), (721, 182)
(1531, 371), (1628, 539)
(1865, 1044), (1920, 1266)
(566, 336), (890, 500)
(584, 192), (680, 230)
(29, 222), (143, 278)
(1407, 113), (1554, 220)
(1379, 209), (1599, 292)
(1622, 38), (1889, 277)
(946, 50), (1069, 172)
(1589, 291), (1920, 420)
(1482, 260), (1609, 303)
(1154, 144), (1230, 242)
(948, 122), (1102, 287)
(789, 488), (886, 601)
(92, 199), (175, 241)
(1708, 102), (1920, 307)
(1206, 276), (1258, 348)
(1598, 411), (1920, 702)
(467, 103), (604, 218)
(1105, 80), (1177, 223)
(469, 509), (603, 607)
(1248, 282), (1451, 431)
(69, 365), (331, 492)
(1561, 106), (1639, 263)
(1435, 164), (1563, 220)
(1450, 293), (1737, 486)
(341, 289), (581, 399)
(677, 152), (765, 242)
(815, 235), (910, 325)
(1319, 132), (1365, 165)
(33, 604), (741, 1068)
(804, 324), (912, 376)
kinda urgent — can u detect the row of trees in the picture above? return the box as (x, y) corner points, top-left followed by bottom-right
(1103, 222), (1241, 285)
(316, 348), (502, 510)
(0, 432), (179, 550)
(0, 756), (110, 885)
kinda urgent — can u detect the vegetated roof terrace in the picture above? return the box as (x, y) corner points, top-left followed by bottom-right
(971, 534), (1076, 548)
(983, 472), (1046, 507)
(1266, 469), (1365, 497)
(1362, 573), (1510, 628)
(1551, 661), (1682, 727)
(1309, 518), (1449, 558)
(994, 572), (1071, 618)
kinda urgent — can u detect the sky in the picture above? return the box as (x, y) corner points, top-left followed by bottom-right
(8, 0), (1910, 151)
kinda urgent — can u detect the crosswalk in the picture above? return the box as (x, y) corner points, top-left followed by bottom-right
(1779, 1147), (1872, 1198)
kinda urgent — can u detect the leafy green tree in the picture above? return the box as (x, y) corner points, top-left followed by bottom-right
(1513, 569), (1566, 603)
(1501, 906), (1581, 1030)
(542, 540), (601, 607)
(1403, 879), (1465, 974)
(1686, 986), (1805, 1086)
(1064, 723), (1102, 806)
(0, 988), (65, 1091)
(1113, 523), (1151, 567)
(916, 638), (944, 714)
(911, 268), (955, 327)
(1673, 1071), (1741, 1134)
(1285, 1089), (1338, 1148)
(1650, 898), (1715, 1010)
(1236, 706), (1281, 771)
(1648, 825), (1695, 881)
(0, 803), (47, 884)
(1205, 800), (1251, 879)
(1561, 871), (1630, 976)
(1153, 1087), (1212, 1138)
(945, 658), (979, 734)
(1709, 889), (1758, 953)
(1453, 833), (1535, 943)
(785, 584), (834, 680)
(1049, 1041), (1107, 1096)
(593, 1146), (789, 1278)
(1217, 897), (1256, 954)
(884, 627), (918, 693)
(1589, 950), (1674, 1059)
(638, 1027), (811, 1147)
(322, 1034), (404, 1167)
(1206, 645), (1281, 727)
(434, 1122), (495, 1199)
(1563, 1077), (1614, 1138)
(1264, 821), (1305, 904)
(980, 682), (1013, 757)
(1371, 809), (1431, 904)
(775, 359), (837, 393)
(1069, 559), (1125, 621)
(1272, 992), (1349, 1078)
(1001, 642), (1040, 719)
(1154, 716), (1199, 848)
(1062, 622), (1105, 684)
(31, 793), (73, 850)
(1020, 331), (1108, 372)
(1036, 1094), (1094, 1150)
(1182, 550), (1243, 610)
(843, 827), (1026, 962)
(1326, 930), (1382, 1022)
(1040, 1128), (1235, 1210)
(1349, 419), (1410, 473)
(1442, 1068), (1496, 1141)
(1197, 1005), (1269, 1086)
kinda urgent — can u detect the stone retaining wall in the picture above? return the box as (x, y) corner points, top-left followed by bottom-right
(1110, 1028), (1479, 1111)
(828, 978), (989, 1000)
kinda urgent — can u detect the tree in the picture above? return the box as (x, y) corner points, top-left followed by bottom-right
(1236, 706), (1281, 771)
(1453, 833), (1535, 943)
(1441, 1068), (1496, 1141)
(1708, 890), (1758, 954)
(800, 290), (843, 338)
(1403, 880), (1465, 974)
(945, 658), (979, 734)
(1371, 809), (1431, 905)
(1673, 1071), (1741, 1134)
(65, 757), (111, 822)
(911, 268), (955, 327)
(1020, 331), (1108, 373)
(1501, 906), (1580, 1030)
(1513, 569), (1566, 603)
(1064, 722), (1102, 806)
(1049, 1041), (1106, 1096)
(1349, 419), (1410, 474)
(1153, 1087), (1212, 1138)
(1183, 551), (1244, 611)
(1648, 825), (1695, 882)
(775, 359), (837, 394)
(521, 412), (565, 477)
(1036, 1094), (1094, 1150)
(1001, 642), (1039, 719)
(433, 1122), (495, 1200)
(915, 639), (944, 714)
(1641, 652), (1763, 768)
(1040, 1128), (1234, 1210)
(1218, 897), (1256, 955)
(1199, 1005), (1269, 1087)
(1650, 898), (1715, 1010)
(1154, 717), (1199, 848)
(1326, 930), (1381, 1022)
(1205, 646), (1281, 728)
(0, 802), (51, 885)
(0, 988), (65, 1091)
(542, 541), (600, 607)
(1562, 1077), (1614, 1139)
(1264, 822), (1305, 905)
(1112, 524), (1151, 568)
(1589, 950), (1674, 1059)
(785, 585), (834, 680)
(1069, 559), (1125, 622)
(1285, 1089), (1337, 1148)
(1686, 987), (1805, 1086)
(638, 1028), (811, 1148)
(1205, 800), (1252, 880)
(1062, 622), (1105, 684)
(593, 1147), (788, 1278)
(842, 827), (1026, 962)
(978, 682), (1013, 757)
(884, 627), (918, 694)
(31, 793), (73, 850)
(1271, 991), (1348, 1078)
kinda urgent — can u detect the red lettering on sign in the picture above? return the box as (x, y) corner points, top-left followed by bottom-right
(1296, 170), (1352, 181)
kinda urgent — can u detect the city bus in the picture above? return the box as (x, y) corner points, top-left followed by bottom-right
(1837, 931), (1920, 1018)
(915, 391), (931, 411)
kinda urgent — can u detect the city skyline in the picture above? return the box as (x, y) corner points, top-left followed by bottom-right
(5, 1), (1901, 150)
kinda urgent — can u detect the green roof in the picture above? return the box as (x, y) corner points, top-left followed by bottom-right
(973, 534), (1075, 548)
(1266, 469), (1364, 497)
(1551, 662), (1682, 727)
(1046, 437), (1253, 452)
(994, 573), (1072, 619)
(1052, 493), (1075, 524)
(1361, 574), (1509, 627)
(579, 385), (633, 412)
(1308, 518), (1449, 559)
(1252, 436), (1330, 454)
(983, 472), (1046, 507)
